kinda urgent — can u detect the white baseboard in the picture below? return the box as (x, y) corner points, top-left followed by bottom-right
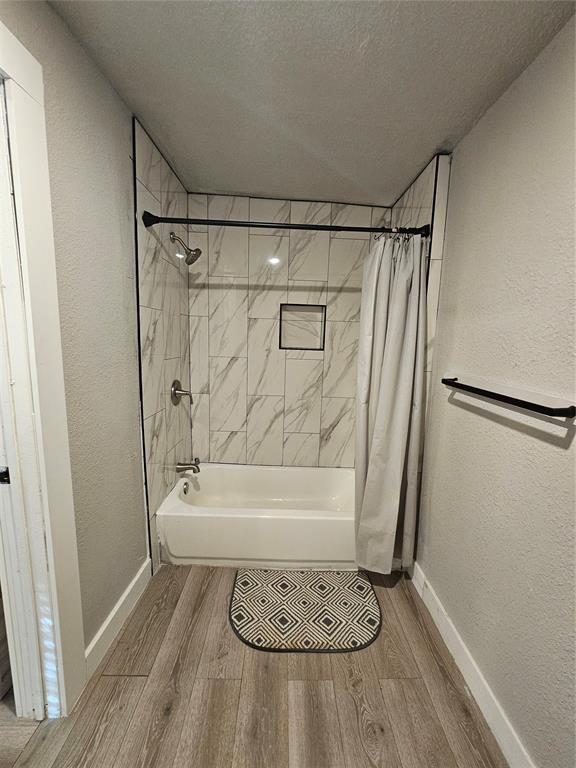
(84, 558), (151, 677)
(412, 562), (537, 768)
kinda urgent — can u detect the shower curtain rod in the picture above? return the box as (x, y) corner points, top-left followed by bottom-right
(141, 210), (431, 237)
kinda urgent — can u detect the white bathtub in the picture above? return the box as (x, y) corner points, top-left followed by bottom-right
(157, 463), (355, 567)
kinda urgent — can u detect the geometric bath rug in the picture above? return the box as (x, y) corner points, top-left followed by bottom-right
(229, 569), (381, 652)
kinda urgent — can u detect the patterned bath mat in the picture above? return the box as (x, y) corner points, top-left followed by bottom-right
(229, 569), (381, 652)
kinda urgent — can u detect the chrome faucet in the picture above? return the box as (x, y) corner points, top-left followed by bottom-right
(176, 458), (201, 474)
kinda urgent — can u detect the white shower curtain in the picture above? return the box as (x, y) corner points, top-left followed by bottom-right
(355, 234), (427, 574)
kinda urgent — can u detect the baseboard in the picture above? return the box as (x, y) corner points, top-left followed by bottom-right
(84, 558), (151, 677)
(412, 562), (537, 768)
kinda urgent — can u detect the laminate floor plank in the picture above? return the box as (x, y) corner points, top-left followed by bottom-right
(104, 565), (190, 676)
(114, 566), (222, 768)
(331, 649), (402, 768)
(387, 578), (508, 768)
(0, 693), (38, 768)
(14, 659), (107, 768)
(370, 585), (420, 679)
(380, 678), (458, 768)
(232, 648), (288, 768)
(288, 680), (345, 768)
(196, 569), (244, 680)
(51, 676), (145, 768)
(11, 566), (509, 768)
(287, 652), (333, 681)
(172, 679), (241, 768)
(0, 724), (38, 768)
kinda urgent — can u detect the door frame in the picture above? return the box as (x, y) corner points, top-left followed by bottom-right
(0, 21), (86, 718)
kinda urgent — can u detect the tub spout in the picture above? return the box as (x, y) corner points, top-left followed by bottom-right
(176, 458), (200, 474)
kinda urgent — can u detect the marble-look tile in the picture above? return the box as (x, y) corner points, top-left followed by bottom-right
(287, 280), (327, 307)
(209, 357), (247, 431)
(191, 394), (210, 461)
(161, 165), (187, 219)
(371, 207), (391, 229)
(327, 239), (367, 321)
(248, 235), (288, 318)
(164, 315), (180, 362)
(180, 314), (191, 390)
(284, 359), (323, 434)
(289, 230), (329, 281)
(160, 165), (187, 276)
(140, 306), (164, 418)
(281, 303), (325, 322)
(209, 194), (250, 220)
(147, 462), (168, 519)
(247, 318), (285, 395)
(143, 409), (166, 467)
(291, 201), (331, 226)
(319, 398), (355, 468)
(281, 318), (324, 351)
(164, 358), (183, 450)
(208, 196), (249, 276)
(246, 395), (284, 465)
(180, 400), (193, 460)
(137, 181), (165, 310)
(163, 262), (182, 358)
(189, 316), (209, 393)
(188, 232), (209, 316)
(323, 321), (359, 397)
(250, 198), (290, 237)
(285, 348), (324, 361)
(289, 200), (330, 281)
(188, 193), (208, 232)
(391, 159), (436, 229)
(209, 277), (248, 358)
(331, 203), (371, 239)
(283, 433), (320, 467)
(426, 259), (442, 372)
(210, 431), (247, 464)
(149, 513), (161, 570)
(135, 122), (161, 200)
(163, 445), (179, 494)
(285, 281), (327, 359)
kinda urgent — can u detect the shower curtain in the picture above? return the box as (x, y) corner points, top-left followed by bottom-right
(355, 234), (427, 574)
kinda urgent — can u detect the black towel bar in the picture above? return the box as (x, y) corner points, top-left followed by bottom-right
(441, 377), (576, 418)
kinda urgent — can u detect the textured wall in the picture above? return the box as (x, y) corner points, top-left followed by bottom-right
(418, 20), (575, 768)
(134, 123), (191, 567)
(0, 2), (147, 644)
(186, 195), (390, 467)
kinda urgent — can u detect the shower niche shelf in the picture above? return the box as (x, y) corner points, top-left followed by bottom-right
(279, 303), (326, 351)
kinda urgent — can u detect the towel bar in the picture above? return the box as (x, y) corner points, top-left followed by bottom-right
(441, 377), (576, 418)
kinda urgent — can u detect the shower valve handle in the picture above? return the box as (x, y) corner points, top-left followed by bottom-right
(171, 379), (194, 405)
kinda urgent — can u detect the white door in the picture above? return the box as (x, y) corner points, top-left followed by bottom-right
(0, 21), (87, 718)
(0, 78), (49, 718)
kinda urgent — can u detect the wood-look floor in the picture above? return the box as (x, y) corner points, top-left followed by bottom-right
(11, 566), (509, 768)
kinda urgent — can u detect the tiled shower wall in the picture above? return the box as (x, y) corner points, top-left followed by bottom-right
(185, 197), (391, 468)
(391, 154), (451, 413)
(134, 120), (450, 552)
(134, 122), (192, 561)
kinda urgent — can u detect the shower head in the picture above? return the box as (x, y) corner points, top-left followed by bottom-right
(169, 232), (202, 266)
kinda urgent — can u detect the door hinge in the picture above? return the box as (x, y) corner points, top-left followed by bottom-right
(0, 467), (10, 484)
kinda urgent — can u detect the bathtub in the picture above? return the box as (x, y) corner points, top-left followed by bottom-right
(157, 463), (355, 567)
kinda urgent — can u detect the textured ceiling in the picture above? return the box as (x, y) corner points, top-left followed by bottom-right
(52, 1), (574, 205)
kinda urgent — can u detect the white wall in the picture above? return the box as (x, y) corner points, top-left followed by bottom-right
(0, 2), (147, 644)
(419, 19), (575, 768)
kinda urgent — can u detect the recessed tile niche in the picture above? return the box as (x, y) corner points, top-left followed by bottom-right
(279, 304), (326, 351)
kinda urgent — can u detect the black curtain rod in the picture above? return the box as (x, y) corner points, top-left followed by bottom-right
(142, 211), (430, 237)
